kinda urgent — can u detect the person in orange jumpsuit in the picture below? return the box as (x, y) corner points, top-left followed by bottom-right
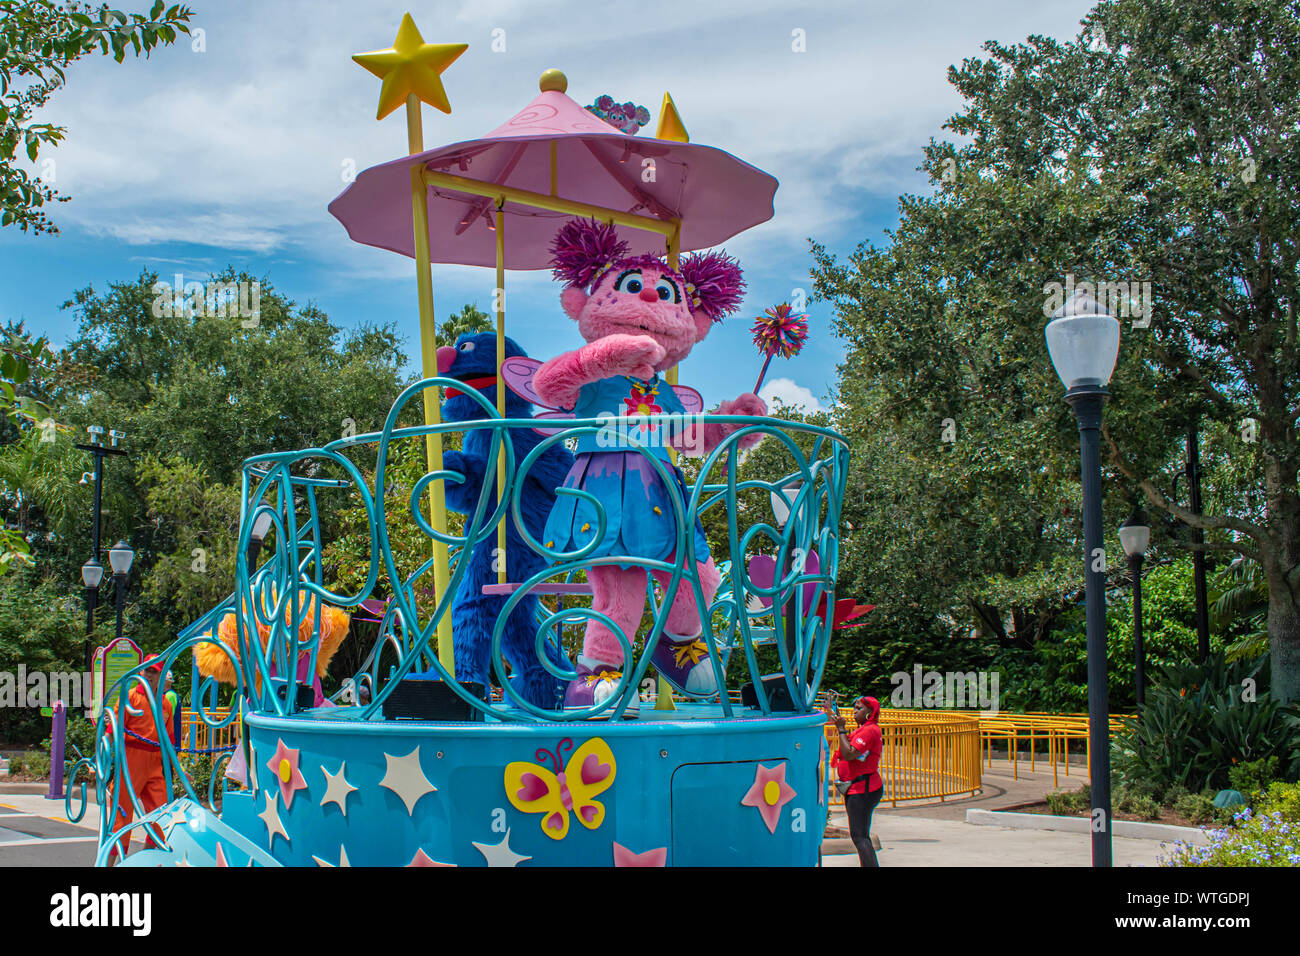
(110, 655), (176, 861)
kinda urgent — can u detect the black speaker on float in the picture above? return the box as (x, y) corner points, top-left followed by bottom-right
(382, 676), (487, 721)
(740, 674), (798, 712)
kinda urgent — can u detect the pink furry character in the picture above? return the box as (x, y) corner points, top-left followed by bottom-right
(534, 219), (766, 714)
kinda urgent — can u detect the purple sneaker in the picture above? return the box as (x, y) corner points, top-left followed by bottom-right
(651, 633), (719, 697)
(564, 657), (640, 718)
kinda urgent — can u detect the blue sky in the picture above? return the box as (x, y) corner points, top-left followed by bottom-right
(2, 0), (1096, 415)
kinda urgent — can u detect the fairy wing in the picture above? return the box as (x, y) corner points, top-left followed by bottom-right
(563, 738), (616, 832)
(532, 410), (575, 437)
(504, 760), (570, 840)
(501, 356), (560, 409)
(671, 385), (704, 415)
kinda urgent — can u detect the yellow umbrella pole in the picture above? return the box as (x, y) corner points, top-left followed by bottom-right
(352, 15), (468, 675)
(405, 94), (456, 675)
(655, 92), (690, 712)
(656, 221), (683, 712)
(495, 202), (508, 585)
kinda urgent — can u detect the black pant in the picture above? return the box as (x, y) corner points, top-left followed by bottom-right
(845, 786), (883, 867)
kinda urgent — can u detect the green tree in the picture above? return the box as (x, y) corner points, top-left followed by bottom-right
(1, 1), (193, 233)
(46, 268), (408, 642)
(134, 454), (240, 638)
(813, 0), (1300, 700)
(437, 302), (492, 345)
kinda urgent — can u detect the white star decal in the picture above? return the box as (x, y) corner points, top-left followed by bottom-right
(320, 761), (357, 816)
(312, 845), (351, 867)
(258, 791), (289, 849)
(472, 828), (531, 867)
(379, 746), (436, 815)
(164, 807), (190, 835)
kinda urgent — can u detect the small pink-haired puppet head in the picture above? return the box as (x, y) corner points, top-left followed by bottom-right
(549, 219), (745, 369)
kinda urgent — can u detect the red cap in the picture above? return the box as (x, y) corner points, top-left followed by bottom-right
(143, 654), (164, 673)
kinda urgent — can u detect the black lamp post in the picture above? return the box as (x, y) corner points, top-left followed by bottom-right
(80, 558), (104, 670)
(1046, 288), (1121, 868)
(75, 425), (126, 667)
(108, 539), (134, 642)
(1119, 506), (1151, 708)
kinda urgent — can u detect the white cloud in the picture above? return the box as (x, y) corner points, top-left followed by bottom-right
(7, 0), (1099, 400)
(760, 377), (828, 415)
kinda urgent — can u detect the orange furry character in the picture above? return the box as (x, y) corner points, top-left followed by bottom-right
(195, 592), (350, 701)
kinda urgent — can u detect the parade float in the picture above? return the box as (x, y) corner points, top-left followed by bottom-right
(69, 14), (851, 867)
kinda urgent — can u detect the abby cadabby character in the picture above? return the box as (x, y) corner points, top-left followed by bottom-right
(530, 219), (766, 712)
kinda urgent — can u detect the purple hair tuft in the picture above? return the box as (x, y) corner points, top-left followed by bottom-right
(549, 218), (630, 289)
(679, 251), (746, 322)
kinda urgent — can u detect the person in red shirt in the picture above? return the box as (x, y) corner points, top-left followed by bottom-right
(830, 695), (884, 866)
(109, 655), (176, 862)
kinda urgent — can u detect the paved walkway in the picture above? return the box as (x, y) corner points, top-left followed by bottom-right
(822, 762), (1194, 867)
(0, 790), (98, 867)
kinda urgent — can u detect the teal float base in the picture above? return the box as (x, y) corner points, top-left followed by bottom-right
(213, 705), (828, 866)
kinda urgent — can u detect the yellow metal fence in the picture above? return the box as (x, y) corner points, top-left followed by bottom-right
(179, 707), (238, 755)
(824, 708), (1135, 805)
(825, 708), (983, 807)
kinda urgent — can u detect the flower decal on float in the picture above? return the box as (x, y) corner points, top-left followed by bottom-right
(740, 762), (797, 834)
(265, 739), (307, 809)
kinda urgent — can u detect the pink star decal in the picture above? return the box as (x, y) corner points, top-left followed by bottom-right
(407, 848), (456, 867)
(214, 843), (229, 867)
(612, 842), (667, 866)
(740, 762), (797, 834)
(265, 738), (308, 810)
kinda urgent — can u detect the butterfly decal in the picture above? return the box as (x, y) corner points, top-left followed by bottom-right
(501, 356), (703, 435)
(504, 737), (616, 841)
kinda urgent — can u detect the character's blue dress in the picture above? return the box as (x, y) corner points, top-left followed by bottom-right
(543, 374), (710, 564)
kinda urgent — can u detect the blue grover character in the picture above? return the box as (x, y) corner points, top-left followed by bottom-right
(436, 332), (575, 708)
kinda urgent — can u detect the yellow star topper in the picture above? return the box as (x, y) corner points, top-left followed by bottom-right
(352, 13), (468, 120)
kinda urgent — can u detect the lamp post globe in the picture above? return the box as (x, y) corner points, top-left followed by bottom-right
(1120, 506), (1151, 708)
(81, 557), (104, 590)
(108, 539), (134, 576)
(80, 558), (104, 671)
(108, 540), (133, 642)
(1045, 288), (1121, 868)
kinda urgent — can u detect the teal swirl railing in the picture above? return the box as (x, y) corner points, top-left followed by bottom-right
(74, 376), (850, 858)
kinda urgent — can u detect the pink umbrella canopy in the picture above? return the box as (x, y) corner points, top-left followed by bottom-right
(327, 74), (779, 267)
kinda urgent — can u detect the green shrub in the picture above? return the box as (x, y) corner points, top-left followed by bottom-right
(1113, 652), (1300, 796)
(1228, 756), (1281, 799)
(1046, 784), (1090, 815)
(178, 754), (213, 800)
(1257, 781), (1300, 822)
(1115, 786), (1162, 820)
(22, 752), (50, 777)
(1173, 790), (1216, 824)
